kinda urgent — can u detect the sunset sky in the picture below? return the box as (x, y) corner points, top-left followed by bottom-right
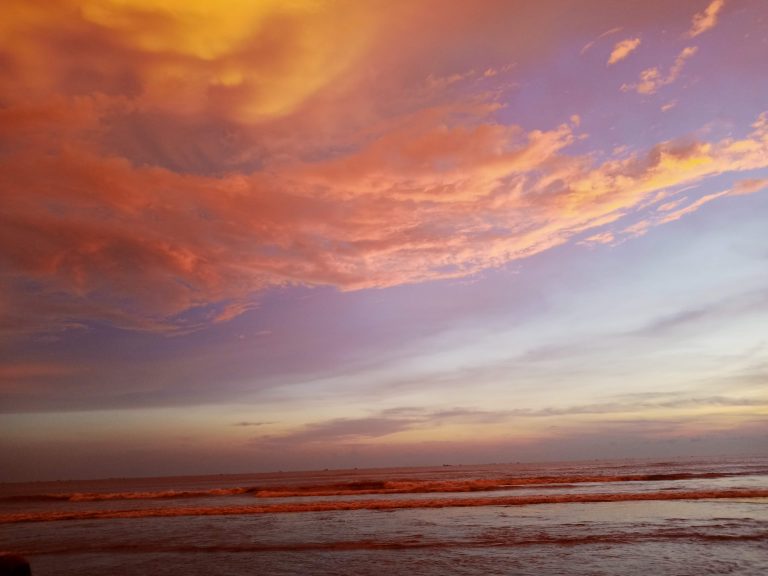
(1, 0), (767, 482)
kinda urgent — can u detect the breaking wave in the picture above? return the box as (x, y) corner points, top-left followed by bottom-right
(3, 470), (761, 504)
(2, 488), (767, 524)
(0, 487), (251, 503)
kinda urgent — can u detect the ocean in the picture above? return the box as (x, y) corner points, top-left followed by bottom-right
(1, 457), (767, 575)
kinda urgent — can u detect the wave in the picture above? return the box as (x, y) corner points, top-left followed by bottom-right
(0, 487), (251, 503)
(2, 489), (767, 525)
(244, 472), (749, 498)
(14, 528), (768, 555)
(4, 470), (762, 504)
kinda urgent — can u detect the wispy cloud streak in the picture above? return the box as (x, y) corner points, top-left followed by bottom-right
(622, 46), (698, 94)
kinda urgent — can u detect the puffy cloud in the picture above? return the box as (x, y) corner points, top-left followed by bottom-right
(607, 37), (641, 65)
(689, 0), (726, 38)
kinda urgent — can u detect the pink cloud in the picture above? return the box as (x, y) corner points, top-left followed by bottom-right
(2, 98), (767, 334)
(580, 231), (616, 246)
(730, 178), (768, 196)
(655, 190), (730, 225)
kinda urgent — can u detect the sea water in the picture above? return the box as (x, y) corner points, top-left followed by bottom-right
(2, 457), (767, 575)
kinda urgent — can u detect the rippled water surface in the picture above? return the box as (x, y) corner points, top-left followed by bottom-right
(2, 457), (767, 575)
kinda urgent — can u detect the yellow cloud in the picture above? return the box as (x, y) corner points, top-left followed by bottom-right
(2, 0), (375, 122)
(80, 0), (319, 60)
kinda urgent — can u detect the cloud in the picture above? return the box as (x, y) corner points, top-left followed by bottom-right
(630, 287), (768, 337)
(610, 171), (768, 243)
(622, 46), (698, 94)
(232, 421), (272, 427)
(254, 392), (768, 447)
(580, 231), (615, 246)
(0, 0), (377, 124)
(1, 0), (766, 341)
(580, 26), (623, 56)
(661, 100), (678, 112)
(3, 103), (767, 337)
(731, 178), (768, 196)
(635, 308), (714, 336)
(655, 189), (730, 224)
(689, 0), (726, 38)
(607, 37), (641, 65)
(258, 417), (415, 444)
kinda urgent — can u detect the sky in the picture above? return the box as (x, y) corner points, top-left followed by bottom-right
(1, 0), (767, 482)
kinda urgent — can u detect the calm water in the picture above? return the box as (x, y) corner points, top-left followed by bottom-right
(2, 457), (767, 575)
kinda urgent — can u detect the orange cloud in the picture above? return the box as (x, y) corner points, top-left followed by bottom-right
(607, 37), (641, 65)
(2, 98), (767, 334)
(9, 105), (768, 334)
(689, 0), (726, 38)
(622, 46), (698, 94)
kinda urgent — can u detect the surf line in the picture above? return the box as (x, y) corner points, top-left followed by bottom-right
(3, 489), (768, 524)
